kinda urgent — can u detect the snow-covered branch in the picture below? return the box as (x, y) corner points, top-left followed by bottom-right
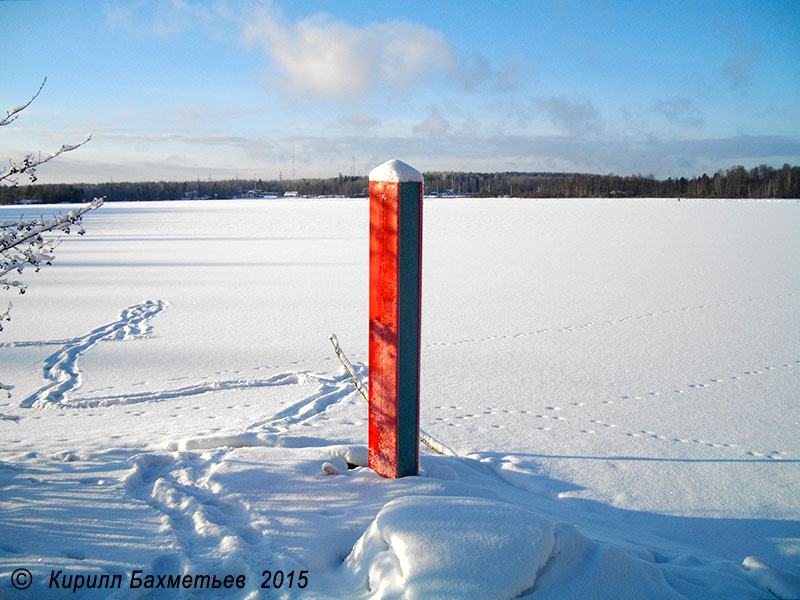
(0, 78), (46, 128)
(1, 135), (92, 186)
(0, 197), (101, 254)
(0, 198), (103, 318)
(1, 78), (102, 401)
(1, 77), (92, 186)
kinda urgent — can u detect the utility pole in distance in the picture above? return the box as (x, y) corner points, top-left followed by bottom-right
(368, 159), (423, 478)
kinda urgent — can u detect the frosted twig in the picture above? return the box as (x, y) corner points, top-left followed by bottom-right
(0, 78), (46, 127)
(329, 333), (457, 457)
(0, 135), (92, 185)
(1, 198), (103, 330)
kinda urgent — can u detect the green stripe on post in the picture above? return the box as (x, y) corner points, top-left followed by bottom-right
(396, 180), (422, 477)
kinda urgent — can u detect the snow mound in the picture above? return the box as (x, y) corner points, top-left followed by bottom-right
(533, 523), (684, 600)
(368, 159), (423, 183)
(343, 495), (554, 599)
(742, 556), (800, 599)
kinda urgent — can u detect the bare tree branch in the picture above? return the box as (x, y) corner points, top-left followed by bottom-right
(1, 78), (102, 401)
(0, 301), (11, 328)
(0, 77), (46, 128)
(1, 78), (92, 186)
(0, 199), (103, 310)
(0, 135), (92, 185)
(1, 197), (102, 254)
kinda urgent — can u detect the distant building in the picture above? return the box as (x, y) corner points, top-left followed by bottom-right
(245, 189), (280, 199)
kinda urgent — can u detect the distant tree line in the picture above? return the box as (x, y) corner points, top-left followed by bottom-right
(425, 163), (800, 199)
(1, 164), (798, 205)
(0, 175), (369, 205)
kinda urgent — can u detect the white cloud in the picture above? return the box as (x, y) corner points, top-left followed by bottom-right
(103, 1), (519, 101)
(377, 21), (455, 85)
(242, 7), (455, 98)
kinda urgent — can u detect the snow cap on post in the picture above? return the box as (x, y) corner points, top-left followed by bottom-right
(369, 159), (423, 184)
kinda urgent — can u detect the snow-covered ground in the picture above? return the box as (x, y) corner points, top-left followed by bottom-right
(1, 197), (798, 599)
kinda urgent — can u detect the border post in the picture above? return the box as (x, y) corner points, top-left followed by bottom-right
(368, 159), (423, 478)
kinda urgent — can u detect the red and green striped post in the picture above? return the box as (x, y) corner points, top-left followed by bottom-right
(368, 159), (423, 478)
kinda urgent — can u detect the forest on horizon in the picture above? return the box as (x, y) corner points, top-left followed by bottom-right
(1, 163), (798, 204)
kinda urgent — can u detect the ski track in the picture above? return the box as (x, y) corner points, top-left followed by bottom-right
(67, 372), (313, 408)
(18, 300), (169, 409)
(45, 365), (360, 435)
(122, 449), (293, 583)
(248, 367), (363, 433)
(9, 294), (362, 441)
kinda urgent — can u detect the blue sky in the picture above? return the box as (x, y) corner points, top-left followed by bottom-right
(2, 0), (799, 183)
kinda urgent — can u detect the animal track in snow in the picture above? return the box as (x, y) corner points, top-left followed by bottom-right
(616, 359), (799, 401)
(419, 293), (795, 351)
(557, 360), (798, 459)
(436, 394), (793, 460)
(317, 295), (796, 369)
(436, 405), (569, 426)
(584, 420), (791, 460)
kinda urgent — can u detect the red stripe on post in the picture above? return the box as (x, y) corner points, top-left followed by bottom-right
(369, 159), (423, 479)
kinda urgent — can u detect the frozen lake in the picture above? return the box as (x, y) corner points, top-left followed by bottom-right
(1, 197), (798, 598)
